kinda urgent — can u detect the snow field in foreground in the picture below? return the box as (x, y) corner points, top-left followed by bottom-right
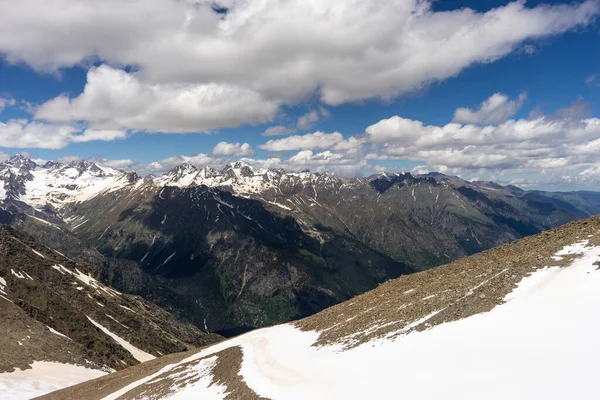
(239, 241), (600, 399)
(100, 240), (600, 400)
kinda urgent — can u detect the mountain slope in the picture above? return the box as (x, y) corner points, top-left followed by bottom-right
(40, 215), (600, 399)
(64, 183), (412, 335)
(0, 226), (221, 399)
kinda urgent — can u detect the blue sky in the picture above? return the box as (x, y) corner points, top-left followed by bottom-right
(1, 0), (600, 189)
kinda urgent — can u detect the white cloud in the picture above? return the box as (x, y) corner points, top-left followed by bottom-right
(211, 141), (254, 157)
(35, 65), (279, 133)
(297, 110), (320, 131)
(287, 150), (368, 175)
(1, 0), (596, 131)
(453, 93), (527, 124)
(0, 120), (79, 149)
(93, 158), (135, 169)
(261, 125), (296, 136)
(365, 110), (600, 184)
(296, 107), (331, 131)
(260, 131), (343, 151)
(0, 97), (16, 112)
(0, 119), (129, 149)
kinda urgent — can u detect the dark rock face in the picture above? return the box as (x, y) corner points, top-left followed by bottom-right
(66, 184), (412, 335)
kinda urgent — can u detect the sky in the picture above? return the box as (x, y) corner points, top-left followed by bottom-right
(0, 0), (600, 190)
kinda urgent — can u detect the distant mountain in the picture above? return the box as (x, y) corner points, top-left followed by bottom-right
(2, 154), (600, 335)
(0, 224), (221, 398)
(38, 214), (600, 399)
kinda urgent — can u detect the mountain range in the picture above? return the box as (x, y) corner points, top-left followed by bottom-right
(2, 154), (600, 336)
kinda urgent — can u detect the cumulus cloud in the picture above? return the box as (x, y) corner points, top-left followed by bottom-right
(35, 65), (279, 133)
(0, 119), (128, 149)
(2, 0), (597, 131)
(93, 158), (135, 169)
(453, 92), (527, 124)
(365, 110), (600, 184)
(0, 120), (80, 149)
(211, 141), (254, 157)
(260, 131), (344, 151)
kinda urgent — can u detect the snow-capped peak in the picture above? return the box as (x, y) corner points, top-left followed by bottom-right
(153, 164), (200, 187)
(198, 166), (218, 179)
(2, 154), (37, 174)
(222, 160), (257, 177)
(0, 156), (132, 212)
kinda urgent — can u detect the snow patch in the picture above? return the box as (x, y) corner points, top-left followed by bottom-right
(31, 249), (45, 258)
(0, 276), (8, 297)
(47, 326), (71, 340)
(87, 317), (155, 363)
(148, 356), (226, 400)
(0, 361), (106, 399)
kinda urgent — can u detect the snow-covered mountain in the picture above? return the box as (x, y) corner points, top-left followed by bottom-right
(39, 215), (600, 399)
(152, 160), (342, 197)
(0, 155), (136, 217)
(0, 156), (342, 216)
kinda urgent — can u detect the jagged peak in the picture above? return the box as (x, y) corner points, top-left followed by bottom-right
(198, 166), (218, 178)
(42, 160), (60, 169)
(171, 162), (198, 172)
(2, 154), (37, 171)
(230, 160), (254, 169)
(162, 163), (199, 180)
(58, 160), (122, 178)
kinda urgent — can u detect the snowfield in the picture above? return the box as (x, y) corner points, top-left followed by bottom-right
(94, 239), (600, 399)
(0, 362), (106, 399)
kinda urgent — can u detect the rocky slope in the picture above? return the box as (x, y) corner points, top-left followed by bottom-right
(39, 215), (600, 399)
(2, 155), (600, 335)
(66, 183), (412, 335)
(0, 224), (221, 398)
